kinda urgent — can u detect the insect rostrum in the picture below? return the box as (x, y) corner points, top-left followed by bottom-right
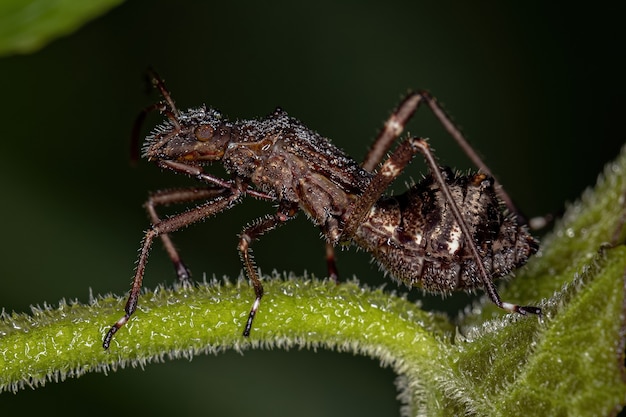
(103, 73), (540, 349)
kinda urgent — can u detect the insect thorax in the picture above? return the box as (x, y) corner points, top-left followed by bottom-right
(353, 170), (538, 293)
(225, 111), (373, 228)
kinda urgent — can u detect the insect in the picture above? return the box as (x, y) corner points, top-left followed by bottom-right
(102, 72), (541, 349)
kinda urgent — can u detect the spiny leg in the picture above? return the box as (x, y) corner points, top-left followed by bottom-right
(103, 189), (243, 349)
(146, 187), (231, 285)
(345, 136), (541, 317)
(362, 93), (423, 172)
(158, 160), (276, 201)
(344, 138), (422, 238)
(322, 94), (425, 282)
(145, 161), (273, 285)
(362, 91), (526, 224)
(240, 203), (298, 337)
(323, 95), (421, 282)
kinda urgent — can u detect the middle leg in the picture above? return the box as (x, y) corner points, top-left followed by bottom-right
(362, 91), (525, 223)
(239, 202), (299, 336)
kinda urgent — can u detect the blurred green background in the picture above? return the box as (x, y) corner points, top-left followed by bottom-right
(0, 1), (624, 416)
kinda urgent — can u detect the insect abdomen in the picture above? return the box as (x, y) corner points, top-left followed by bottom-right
(353, 171), (538, 294)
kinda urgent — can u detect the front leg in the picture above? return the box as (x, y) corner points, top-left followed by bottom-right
(147, 160), (277, 285)
(103, 189), (244, 349)
(146, 187), (230, 285)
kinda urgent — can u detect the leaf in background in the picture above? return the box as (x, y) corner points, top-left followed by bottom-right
(0, 0), (124, 56)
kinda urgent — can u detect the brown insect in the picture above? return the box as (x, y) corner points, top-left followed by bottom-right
(103, 72), (541, 349)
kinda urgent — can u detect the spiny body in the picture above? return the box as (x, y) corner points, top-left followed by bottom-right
(144, 105), (537, 294)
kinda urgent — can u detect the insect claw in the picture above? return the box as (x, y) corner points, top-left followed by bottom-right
(519, 305), (543, 317)
(500, 301), (542, 318)
(243, 296), (262, 337)
(174, 261), (192, 286)
(103, 315), (129, 350)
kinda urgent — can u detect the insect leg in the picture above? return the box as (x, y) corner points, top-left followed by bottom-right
(363, 91), (526, 224)
(146, 187), (231, 285)
(411, 138), (540, 315)
(362, 93), (423, 172)
(324, 241), (339, 282)
(103, 190), (244, 349)
(318, 94), (426, 281)
(323, 93), (433, 280)
(344, 138), (423, 238)
(158, 160), (276, 201)
(240, 203), (298, 337)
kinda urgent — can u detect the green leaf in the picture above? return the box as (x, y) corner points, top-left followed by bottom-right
(450, 247), (626, 416)
(1, 144), (625, 415)
(0, 0), (124, 56)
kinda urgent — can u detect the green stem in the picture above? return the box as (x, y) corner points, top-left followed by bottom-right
(2, 242), (626, 416)
(0, 278), (451, 396)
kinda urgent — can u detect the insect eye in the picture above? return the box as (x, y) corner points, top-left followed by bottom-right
(194, 124), (214, 142)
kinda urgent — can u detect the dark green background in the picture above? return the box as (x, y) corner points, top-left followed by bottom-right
(1, 1), (624, 416)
